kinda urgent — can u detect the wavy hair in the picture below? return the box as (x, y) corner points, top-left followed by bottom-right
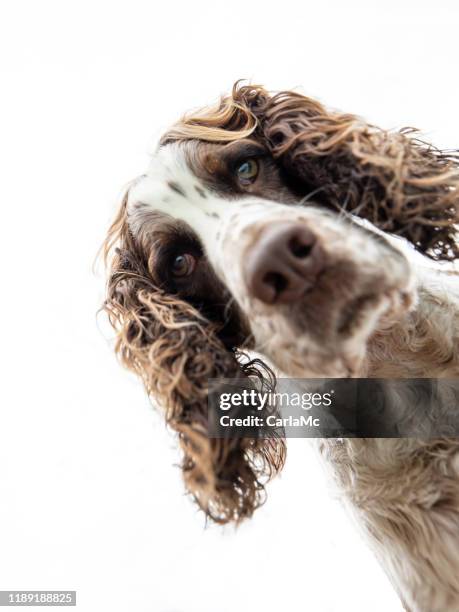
(102, 191), (285, 524)
(163, 82), (459, 261)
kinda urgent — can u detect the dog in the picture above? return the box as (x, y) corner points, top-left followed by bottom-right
(102, 83), (459, 611)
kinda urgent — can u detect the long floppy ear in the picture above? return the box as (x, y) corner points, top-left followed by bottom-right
(101, 192), (285, 524)
(249, 89), (459, 261)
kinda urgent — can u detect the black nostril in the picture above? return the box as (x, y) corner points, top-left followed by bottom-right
(263, 271), (288, 295)
(288, 235), (314, 259)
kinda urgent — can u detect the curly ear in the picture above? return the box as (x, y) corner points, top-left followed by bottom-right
(101, 196), (285, 524)
(250, 90), (459, 261)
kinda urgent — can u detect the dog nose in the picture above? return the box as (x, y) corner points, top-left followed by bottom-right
(245, 222), (325, 304)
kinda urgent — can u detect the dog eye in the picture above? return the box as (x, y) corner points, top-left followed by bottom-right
(236, 159), (259, 184)
(171, 253), (196, 277)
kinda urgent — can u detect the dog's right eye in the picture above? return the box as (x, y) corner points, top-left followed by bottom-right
(171, 253), (196, 277)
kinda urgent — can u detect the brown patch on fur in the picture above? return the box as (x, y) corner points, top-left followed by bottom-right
(167, 180), (186, 197)
(183, 139), (300, 203)
(101, 192), (285, 524)
(163, 82), (459, 261)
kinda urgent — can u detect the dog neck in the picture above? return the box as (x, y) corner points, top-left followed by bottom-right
(365, 261), (459, 378)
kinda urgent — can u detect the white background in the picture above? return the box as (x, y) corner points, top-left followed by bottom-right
(1, 1), (458, 611)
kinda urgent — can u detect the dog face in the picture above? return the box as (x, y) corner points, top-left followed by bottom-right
(102, 83), (458, 523)
(128, 140), (414, 378)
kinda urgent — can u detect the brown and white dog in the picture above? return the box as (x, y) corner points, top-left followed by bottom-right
(102, 83), (459, 611)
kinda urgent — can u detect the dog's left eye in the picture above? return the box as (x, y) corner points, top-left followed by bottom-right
(171, 253), (196, 277)
(236, 159), (259, 184)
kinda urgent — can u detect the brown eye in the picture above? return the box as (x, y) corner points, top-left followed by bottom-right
(236, 159), (259, 184)
(171, 253), (196, 277)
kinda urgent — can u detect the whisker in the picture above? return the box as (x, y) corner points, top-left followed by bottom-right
(298, 185), (327, 206)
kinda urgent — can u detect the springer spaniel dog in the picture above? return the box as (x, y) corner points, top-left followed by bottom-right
(102, 83), (459, 612)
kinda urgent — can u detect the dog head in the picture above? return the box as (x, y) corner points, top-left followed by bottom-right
(102, 83), (458, 522)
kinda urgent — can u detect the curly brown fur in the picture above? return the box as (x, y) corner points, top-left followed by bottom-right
(163, 82), (459, 261)
(102, 192), (285, 524)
